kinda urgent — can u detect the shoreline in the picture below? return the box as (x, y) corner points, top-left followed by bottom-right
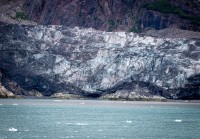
(0, 98), (200, 108)
(1, 96), (200, 104)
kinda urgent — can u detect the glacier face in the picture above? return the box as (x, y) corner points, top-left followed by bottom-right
(0, 23), (200, 99)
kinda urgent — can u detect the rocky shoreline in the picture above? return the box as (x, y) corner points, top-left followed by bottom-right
(2, 95), (200, 104)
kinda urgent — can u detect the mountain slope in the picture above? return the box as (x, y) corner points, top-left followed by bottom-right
(23, 0), (200, 32)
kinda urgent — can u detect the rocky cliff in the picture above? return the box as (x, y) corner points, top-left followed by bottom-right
(0, 22), (200, 100)
(23, 0), (200, 32)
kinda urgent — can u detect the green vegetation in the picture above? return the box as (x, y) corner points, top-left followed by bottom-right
(192, 18), (200, 26)
(12, 12), (29, 21)
(145, 0), (176, 14)
(144, 0), (200, 25)
(93, 16), (99, 20)
(107, 19), (115, 26)
(128, 16), (141, 33)
(107, 19), (118, 31)
(128, 26), (140, 33)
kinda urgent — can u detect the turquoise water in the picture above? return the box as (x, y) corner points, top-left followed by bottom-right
(0, 99), (200, 139)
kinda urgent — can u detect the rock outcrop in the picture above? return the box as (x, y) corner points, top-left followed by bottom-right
(23, 0), (200, 32)
(0, 70), (15, 98)
(0, 0), (36, 25)
(0, 22), (200, 100)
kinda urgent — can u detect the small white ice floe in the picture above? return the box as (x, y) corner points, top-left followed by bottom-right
(53, 100), (62, 102)
(75, 123), (89, 126)
(56, 122), (61, 125)
(12, 104), (18, 106)
(150, 106), (154, 107)
(8, 127), (18, 132)
(65, 123), (72, 125)
(126, 121), (132, 124)
(174, 119), (182, 122)
(80, 102), (85, 105)
(97, 129), (102, 132)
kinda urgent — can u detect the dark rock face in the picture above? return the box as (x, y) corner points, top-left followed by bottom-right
(0, 22), (200, 99)
(138, 10), (195, 31)
(23, 0), (137, 31)
(23, 0), (200, 32)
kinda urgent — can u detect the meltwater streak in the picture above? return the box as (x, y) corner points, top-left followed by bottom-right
(0, 99), (200, 139)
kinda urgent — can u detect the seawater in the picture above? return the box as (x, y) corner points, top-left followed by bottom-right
(0, 99), (200, 139)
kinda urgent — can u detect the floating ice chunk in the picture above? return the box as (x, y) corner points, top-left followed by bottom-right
(80, 102), (85, 105)
(174, 119), (182, 122)
(150, 106), (154, 107)
(56, 122), (61, 124)
(126, 121), (132, 124)
(8, 127), (18, 132)
(75, 123), (89, 126)
(65, 123), (72, 125)
(97, 129), (102, 132)
(53, 100), (62, 102)
(12, 104), (18, 106)
(24, 129), (29, 132)
(66, 122), (89, 126)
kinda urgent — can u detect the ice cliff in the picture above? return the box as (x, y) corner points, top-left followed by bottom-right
(0, 23), (200, 99)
